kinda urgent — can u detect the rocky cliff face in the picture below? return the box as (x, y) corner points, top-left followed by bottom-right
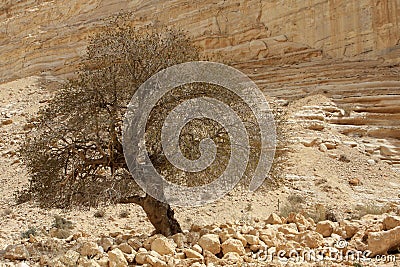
(1, 0), (399, 166)
(1, 0), (399, 81)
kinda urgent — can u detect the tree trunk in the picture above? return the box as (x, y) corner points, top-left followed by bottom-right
(119, 194), (182, 236)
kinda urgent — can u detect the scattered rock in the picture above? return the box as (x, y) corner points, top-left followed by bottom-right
(4, 244), (29, 260)
(127, 237), (142, 251)
(108, 248), (128, 267)
(319, 143), (328, 152)
(221, 238), (245, 256)
(98, 237), (114, 252)
(80, 241), (102, 257)
(117, 243), (133, 254)
(316, 220), (335, 237)
(383, 215), (400, 230)
(295, 231), (324, 249)
(151, 236), (175, 255)
(243, 234), (259, 245)
(184, 248), (204, 259)
(265, 213), (282, 224)
(49, 228), (72, 239)
(368, 226), (400, 256)
(349, 178), (361, 186)
(146, 255), (167, 267)
(222, 251), (243, 263)
(1, 119), (13, 126)
(60, 250), (80, 267)
(198, 234), (221, 255)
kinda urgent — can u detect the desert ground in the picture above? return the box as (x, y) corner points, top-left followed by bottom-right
(0, 76), (399, 266)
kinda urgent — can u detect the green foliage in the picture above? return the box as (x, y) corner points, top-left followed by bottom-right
(52, 215), (73, 230)
(21, 227), (36, 239)
(19, 15), (200, 208)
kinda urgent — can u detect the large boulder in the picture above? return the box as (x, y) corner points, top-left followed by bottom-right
(368, 226), (400, 256)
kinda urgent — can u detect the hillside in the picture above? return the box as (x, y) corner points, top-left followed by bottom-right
(0, 1), (400, 266)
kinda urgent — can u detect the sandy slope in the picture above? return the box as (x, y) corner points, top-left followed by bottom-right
(0, 77), (399, 264)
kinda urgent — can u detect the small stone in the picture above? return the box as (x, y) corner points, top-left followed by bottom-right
(108, 248), (128, 267)
(171, 233), (186, 248)
(78, 258), (101, 267)
(349, 178), (361, 186)
(221, 238), (245, 255)
(184, 248), (204, 259)
(143, 234), (163, 250)
(192, 244), (202, 254)
(151, 237), (175, 255)
(49, 228), (72, 239)
(243, 234), (259, 245)
(135, 251), (148, 265)
(98, 237), (114, 252)
(117, 243), (133, 254)
(198, 234), (221, 255)
(316, 220), (335, 237)
(60, 250), (80, 267)
(338, 220), (359, 239)
(4, 244), (29, 260)
(146, 255), (167, 267)
(96, 257), (109, 267)
(127, 237), (142, 251)
(1, 119), (13, 125)
(367, 159), (376, 165)
(319, 143), (328, 152)
(277, 223), (298, 235)
(383, 215), (400, 230)
(80, 242), (102, 257)
(265, 213), (282, 224)
(222, 251), (242, 263)
(295, 231), (324, 249)
(232, 232), (247, 246)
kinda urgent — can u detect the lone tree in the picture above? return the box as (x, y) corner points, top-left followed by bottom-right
(20, 15), (266, 236)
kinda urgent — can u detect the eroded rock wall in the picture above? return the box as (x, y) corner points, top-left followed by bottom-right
(1, 0), (399, 81)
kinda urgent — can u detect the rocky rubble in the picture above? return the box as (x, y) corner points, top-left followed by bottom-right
(2, 213), (400, 266)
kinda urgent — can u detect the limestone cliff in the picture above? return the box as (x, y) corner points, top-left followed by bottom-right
(1, 0), (399, 81)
